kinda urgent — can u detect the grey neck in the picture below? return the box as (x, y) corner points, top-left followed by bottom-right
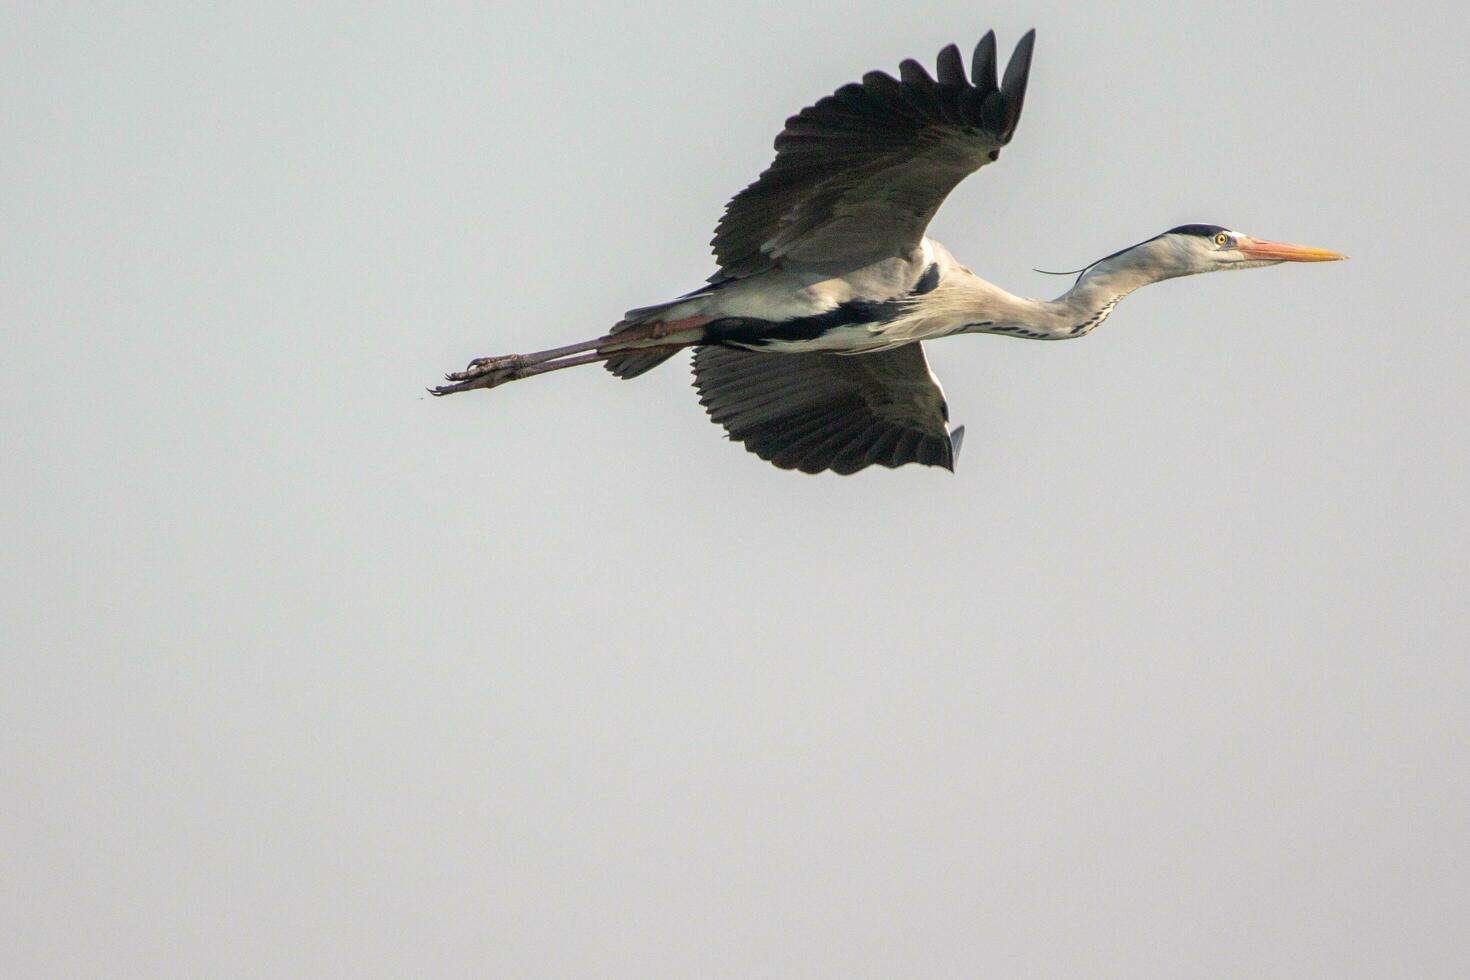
(1028, 244), (1186, 340)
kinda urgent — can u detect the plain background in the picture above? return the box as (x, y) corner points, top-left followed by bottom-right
(4, 1), (1467, 976)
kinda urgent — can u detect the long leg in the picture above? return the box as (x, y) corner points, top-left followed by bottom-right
(444, 316), (712, 383)
(431, 345), (683, 396)
(445, 336), (611, 382)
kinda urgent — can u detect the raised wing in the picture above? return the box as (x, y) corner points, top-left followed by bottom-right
(711, 30), (1035, 280)
(693, 343), (963, 475)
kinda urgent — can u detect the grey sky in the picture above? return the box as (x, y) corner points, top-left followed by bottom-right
(4, 1), (1467, 976)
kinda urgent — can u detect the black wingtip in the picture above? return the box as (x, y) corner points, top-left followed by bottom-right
(1001, 29), (1037, 136)
(898, 58), (935, 88)
(935, 42), (967, 86)
(861, 69), (900, 96)
(1002, 30), (1037, 97)
(971, 31), (998, 95)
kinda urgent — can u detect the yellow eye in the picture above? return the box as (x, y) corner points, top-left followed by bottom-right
(1214, 233), (1229, 246)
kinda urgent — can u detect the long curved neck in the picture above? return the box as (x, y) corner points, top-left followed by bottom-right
(983, 242), (1191, 340)
(1051, 257), (1160, 334)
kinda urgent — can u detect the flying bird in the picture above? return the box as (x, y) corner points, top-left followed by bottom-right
(433, 30), (1343, 474)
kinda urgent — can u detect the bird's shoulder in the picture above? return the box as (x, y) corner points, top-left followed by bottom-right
(703, 243), (946, 318)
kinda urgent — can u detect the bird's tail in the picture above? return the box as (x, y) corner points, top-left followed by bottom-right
(601, 302), (718, 380)
(603, 349), (680, 379)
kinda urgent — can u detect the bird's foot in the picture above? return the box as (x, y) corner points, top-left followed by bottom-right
(431, 361), (526, 396)
(444, 353), (525, 383)
(430, 344), (615, 396)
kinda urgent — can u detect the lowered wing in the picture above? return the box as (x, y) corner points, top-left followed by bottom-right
(693, 343), (963, 475)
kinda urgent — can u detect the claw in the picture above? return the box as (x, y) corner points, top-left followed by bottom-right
(433, 341), (614, 395)
(431, 364), (522, 395)
(447, 353), (525, 382)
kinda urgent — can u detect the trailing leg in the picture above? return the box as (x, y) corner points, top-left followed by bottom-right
(431, 344), (685, 395)
(445, 335), (612, 383)
(433, 316), (712, 394)
(434, 350), (609, 395)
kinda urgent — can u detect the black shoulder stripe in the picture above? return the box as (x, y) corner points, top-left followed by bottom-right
(912, 263), (940, 295)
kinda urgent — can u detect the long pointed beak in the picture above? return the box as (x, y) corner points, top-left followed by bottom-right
(1237, 237), (1346, 262)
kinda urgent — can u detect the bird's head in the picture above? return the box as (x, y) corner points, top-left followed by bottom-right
(1149, 224), (1346, 276)
(1066, 224), (1345, 290)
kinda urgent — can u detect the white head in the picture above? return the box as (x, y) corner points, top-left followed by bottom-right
(1092, 224), (1346, 283)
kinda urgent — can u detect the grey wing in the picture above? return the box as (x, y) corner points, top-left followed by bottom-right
(693, 343), (961, 475)
(711, 30), (1036, 280)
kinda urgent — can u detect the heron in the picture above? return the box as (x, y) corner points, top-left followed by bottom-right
(433, 30), (1343, 474)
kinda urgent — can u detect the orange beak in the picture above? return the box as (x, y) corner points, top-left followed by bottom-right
(1236, 237), (1347, 262)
